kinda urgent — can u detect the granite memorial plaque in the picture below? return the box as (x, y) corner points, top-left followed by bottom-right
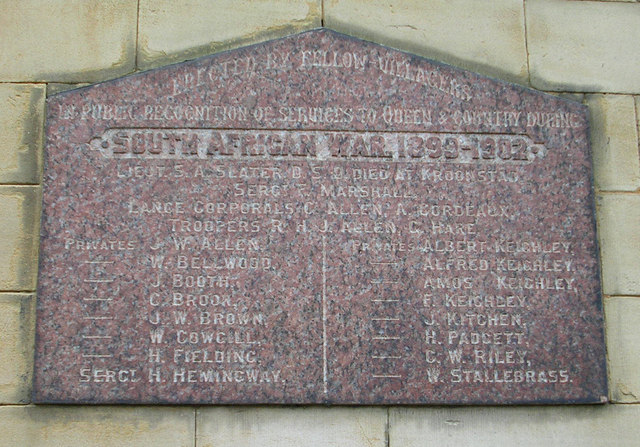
(34, 29), (607, 404)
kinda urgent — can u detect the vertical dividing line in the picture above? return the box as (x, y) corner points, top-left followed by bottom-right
(522, 0), (532, 86)
(134, 0), (141, 71)
(193, 407), (198, 447)
(386, 407), (390, 447)
(322, 235), (328, 395)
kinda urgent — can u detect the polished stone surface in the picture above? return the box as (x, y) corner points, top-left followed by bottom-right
(34, 29), (606, 404)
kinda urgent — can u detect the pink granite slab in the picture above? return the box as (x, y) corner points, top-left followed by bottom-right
(34, 29), (607, 404)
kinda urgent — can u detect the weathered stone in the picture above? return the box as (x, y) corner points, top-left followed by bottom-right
(605, 296), (640, 403)
(636, 96), (640, 143)
(47, 84), (91, 97)
(527, 0), (640, 93)
(544, 92), (585, 103)
(596, 194), (640, 295)
(0, 294), (34, 403)
(0, 0), (137, 82)
(137, 0), (321, 70)
(389, 405), (640, 447)
(35, 29), (606, 405)
(324, 0), (529, 83)
(0, 406), (194, 447)
(0, 187), (40, 291)
(587, 94), (640, 191)
(197, 407), (386, 447)
(0, 84), (45, 184)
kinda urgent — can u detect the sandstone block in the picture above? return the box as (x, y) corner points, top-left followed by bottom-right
(527, 0), (640, 93)
(0, 0), (137, 82)
(197, 407), (386, 447)
(0, 187), (40, 291)
(605, 296), (640, 403)
(324, 0), (528, 83)
(0, 406), (194, 447)
(390, 406), (640, 446)
(596, 194), (640, 295)
(0, 84), (45, 184)
(0, 294), (34, 403)
(587, 95), (640, 191)
(137, 0), (321, 70)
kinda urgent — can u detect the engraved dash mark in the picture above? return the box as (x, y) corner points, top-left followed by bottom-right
(322, 235), (328, 396)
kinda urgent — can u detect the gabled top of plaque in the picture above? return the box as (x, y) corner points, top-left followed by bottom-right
(37, 29), (606, 405)
(48, 28), (586, 136)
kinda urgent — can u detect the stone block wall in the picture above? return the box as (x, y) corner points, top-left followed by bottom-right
(0, 1), (638, 445)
